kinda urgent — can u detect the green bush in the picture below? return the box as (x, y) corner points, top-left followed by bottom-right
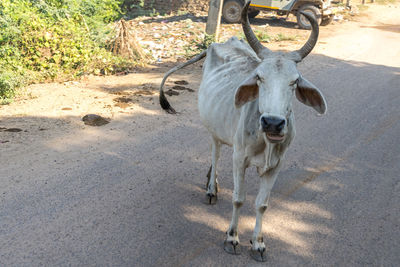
(0, 0), (135, 100)
(0, 70), (26, 99)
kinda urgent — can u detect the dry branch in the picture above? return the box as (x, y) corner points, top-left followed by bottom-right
(110, 19), (148, 62)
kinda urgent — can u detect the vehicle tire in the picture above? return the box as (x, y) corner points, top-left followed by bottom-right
(296, 5), (322, 30)
(320, 14), (334, 26)
(222, 0), (243, 24)
(248, 10), (260, 19)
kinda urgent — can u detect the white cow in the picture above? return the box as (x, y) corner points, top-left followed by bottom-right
(159, 1), (327, 262)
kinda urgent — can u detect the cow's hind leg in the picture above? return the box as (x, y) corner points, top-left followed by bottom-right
(250, 168), (280, 262)
(205, 137), (220, 205)
(224, 151), (246, 255)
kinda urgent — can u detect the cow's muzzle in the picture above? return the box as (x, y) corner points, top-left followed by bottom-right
(260, 115), (286, 143)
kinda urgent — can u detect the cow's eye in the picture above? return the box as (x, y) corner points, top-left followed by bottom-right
(290, 78), (299, 86)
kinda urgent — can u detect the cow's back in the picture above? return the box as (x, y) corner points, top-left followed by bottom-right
(198, 38), (260, 144)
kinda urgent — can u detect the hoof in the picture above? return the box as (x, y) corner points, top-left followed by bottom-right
(250, 247), (267, 262)
(206, 180), (219, 193)
(204, 193), (217, 205)
(224, 240), (241, 255)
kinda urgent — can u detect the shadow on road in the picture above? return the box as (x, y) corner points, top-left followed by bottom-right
(361, 24), (400, 33)
(141, 13), (207, 24)
(1, 53), (399, 265)
(138, 12), (299, 29)
(251, 16), (299, 29)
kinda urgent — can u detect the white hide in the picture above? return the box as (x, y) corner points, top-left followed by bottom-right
(197, 37), (326, 254)
(197, 37), (293, 253)
(198, 37), (294, 174)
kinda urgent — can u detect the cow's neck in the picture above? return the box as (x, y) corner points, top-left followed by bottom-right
(240, 100), (294, 175)
(257, 114), (294, 176)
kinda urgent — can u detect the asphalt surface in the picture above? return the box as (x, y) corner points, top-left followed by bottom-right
(1, 14), (400, 267)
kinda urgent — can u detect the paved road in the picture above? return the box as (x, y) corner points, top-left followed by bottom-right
(1, 12), (400, 267)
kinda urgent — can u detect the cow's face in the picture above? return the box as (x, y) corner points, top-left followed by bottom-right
(234, 56), (327, 143)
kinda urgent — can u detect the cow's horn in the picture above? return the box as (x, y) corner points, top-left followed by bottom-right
(290, 11), (319, 62)
(241, 0), (270, 57)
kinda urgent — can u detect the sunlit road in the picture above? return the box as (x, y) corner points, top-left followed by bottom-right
(1, 9), (399, 267)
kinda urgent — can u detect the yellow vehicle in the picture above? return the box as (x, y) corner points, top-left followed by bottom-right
(222, 0), (334, 29)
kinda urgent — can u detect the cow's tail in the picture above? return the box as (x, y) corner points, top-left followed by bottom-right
(159, 50), (207, 114)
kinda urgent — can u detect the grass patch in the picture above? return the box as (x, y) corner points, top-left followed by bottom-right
(254, 30), (272, 42)
(184, 34), (215, 58)
(236, 31), (297, 43)
(274, 33), (297, 42)
(375, 0), (396, 4)
(357, 4), (370, 11)
(0, 98), (13, 105)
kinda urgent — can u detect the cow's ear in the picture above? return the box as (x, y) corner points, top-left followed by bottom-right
(296, 76), (327, 114)
(235, 75), (259, 108)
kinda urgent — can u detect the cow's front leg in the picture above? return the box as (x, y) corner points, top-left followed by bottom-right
(205, 137), (220, 204)
(250, 168), (280, 262)
(224, 151), (246, 255)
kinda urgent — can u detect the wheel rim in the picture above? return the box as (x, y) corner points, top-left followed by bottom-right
(225, 4), (241, 22)
(299, 10), (314, 27)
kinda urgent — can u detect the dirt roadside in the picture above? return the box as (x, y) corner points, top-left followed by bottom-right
(0, 3), (400, 266)
(0, 2), (399, 157)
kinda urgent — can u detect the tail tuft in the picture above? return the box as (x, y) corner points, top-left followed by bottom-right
(158, 50), (207, 114)
(160, 91), (176, 114)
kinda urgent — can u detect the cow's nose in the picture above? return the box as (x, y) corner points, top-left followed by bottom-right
(260, 116), (286, 133)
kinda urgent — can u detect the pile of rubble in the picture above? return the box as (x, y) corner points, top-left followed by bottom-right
(128, 13), (245, 63)
(127, 3), (354, 64)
